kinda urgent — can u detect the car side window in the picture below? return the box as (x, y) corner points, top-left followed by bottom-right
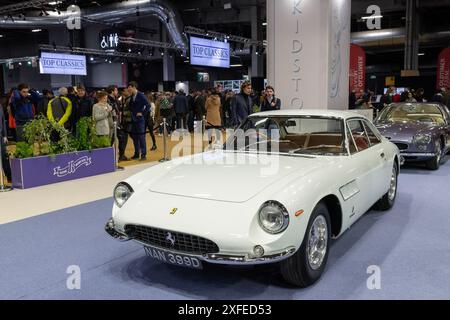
(362, 120), (381, 146)
(346, 126), (358, 154)
(347, 120), (370, 152)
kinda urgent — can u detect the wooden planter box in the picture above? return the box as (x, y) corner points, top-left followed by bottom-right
(11, 147), (116, 189)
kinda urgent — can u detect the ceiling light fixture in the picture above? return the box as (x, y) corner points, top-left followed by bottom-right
(361, 15), (383, 20)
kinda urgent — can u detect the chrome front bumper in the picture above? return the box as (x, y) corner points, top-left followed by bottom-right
(105, 218), (131, 242)
(400, 152), (436, 158)
(105, 218), (296, 265)
(203, 248), (296, 265)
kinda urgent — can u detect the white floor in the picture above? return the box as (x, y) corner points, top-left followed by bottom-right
(0, 162), (157, 225)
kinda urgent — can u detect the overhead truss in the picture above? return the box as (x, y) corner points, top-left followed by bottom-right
(38, 44), (155, 61)
(0, 0), (64, 15)
(184, 26), (266, 47)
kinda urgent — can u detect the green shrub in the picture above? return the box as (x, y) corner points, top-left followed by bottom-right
(12, 116), (111, 159)
(92, 135), (111, 149)
(75, 117), (95, 151)
(14, 142), (34, 159)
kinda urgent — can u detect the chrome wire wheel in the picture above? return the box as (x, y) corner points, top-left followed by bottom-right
(435, 141), (442, 164)
(388, 166), (398, 202)
(306, 215), (328, 271)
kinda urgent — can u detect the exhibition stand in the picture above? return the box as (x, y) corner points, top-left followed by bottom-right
(11, 147), (116, 190)
(8, 116), (117, 190)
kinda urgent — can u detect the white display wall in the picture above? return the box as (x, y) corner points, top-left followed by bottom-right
(267, 0), (351, 110)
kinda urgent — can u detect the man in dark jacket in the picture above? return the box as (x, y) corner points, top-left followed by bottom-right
(10, 83), (36, 142)
(127, 81), (150, 161)
(231, 82), (253, 127)
(75, 86), (94, 122)
(106, 85), (120, 146)
(194, 91), (206, 121)
(106, 85), (120, 121)
(187, 90), (196, 132)
(260, 86), (281, 112)
(173, 89), (188, 130)
(118, 88), (133, 161)
(67, 87), (78, 132)
(36, 89), (54, 117)
(0, 104), (12, 182)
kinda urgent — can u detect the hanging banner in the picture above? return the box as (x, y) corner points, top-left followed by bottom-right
(190, 36), (230, 68)
(39, 52), (87, 76)
(437, 46), (450, 90)
(349, 44), (366, 92)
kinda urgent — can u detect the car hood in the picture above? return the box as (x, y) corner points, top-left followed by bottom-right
(376, 121), (438, 142)
(147, 151), (324, 203)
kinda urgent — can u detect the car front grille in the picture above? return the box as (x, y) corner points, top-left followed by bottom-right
(125, 225), (220, 255)
(394, 143), (409, 151)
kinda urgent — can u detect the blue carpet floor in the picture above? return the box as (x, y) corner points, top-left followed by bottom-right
(1, 158), (449, 300)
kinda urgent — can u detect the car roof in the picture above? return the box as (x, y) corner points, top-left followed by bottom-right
(250, 109), (369, 120)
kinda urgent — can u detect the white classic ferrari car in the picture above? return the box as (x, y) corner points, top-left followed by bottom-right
(106, 110), (400, 287)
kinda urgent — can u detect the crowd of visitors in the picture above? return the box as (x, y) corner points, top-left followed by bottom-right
(0, 81), (283, 182)
(349, 86), (450, 110)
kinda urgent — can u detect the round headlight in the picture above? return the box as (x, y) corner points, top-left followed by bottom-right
(414, 134), (432, 145)
(114, 182), (134, 208)
(258, 201), (290, 234)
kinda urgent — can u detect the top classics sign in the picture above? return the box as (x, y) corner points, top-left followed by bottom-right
(190, 36), (230, 68)
(39, 52), (87, 76)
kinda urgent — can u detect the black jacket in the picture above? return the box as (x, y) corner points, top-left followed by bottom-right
(260, 97), (281, 112)
(231, 93), (253, 126)
(194, 95), (206, 117)
(173, 94), (188, 114)
(76, 96), (94, 121)
(0, 106), (6, 138)
(129, 92), (150, 123)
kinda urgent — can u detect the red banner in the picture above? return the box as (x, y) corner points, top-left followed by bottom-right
(349, 44), (366, 93)
(437, 46), (450, 90)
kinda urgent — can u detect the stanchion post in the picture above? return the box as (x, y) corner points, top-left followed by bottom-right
(114, 121), (124, 171)
(159, 118), (170, 163)
(0, 138), (12, 192)
(202, 116), (206, 135)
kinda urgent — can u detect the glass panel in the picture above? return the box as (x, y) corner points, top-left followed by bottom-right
(348, 120), (370, 152)
(363, 120), (381, 146)
(346, 126), (358, 154)
(378, 104), (446, 125)
(226, 116), (346, 156)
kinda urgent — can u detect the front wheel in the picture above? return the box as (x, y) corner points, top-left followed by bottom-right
(374, 164), (398, 211)
(426, 140), (442, 171)
(280, 203), (331, 287)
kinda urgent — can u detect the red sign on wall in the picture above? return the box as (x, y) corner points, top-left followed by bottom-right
(349, 44), (366, 93)
(437, 46), (450, 90)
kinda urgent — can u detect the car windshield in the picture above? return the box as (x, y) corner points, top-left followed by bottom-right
(378, 104), (445, 125)
(225, 116), (347, 156)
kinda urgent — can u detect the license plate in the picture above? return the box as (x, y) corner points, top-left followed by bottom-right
(144, 246), (203, 270)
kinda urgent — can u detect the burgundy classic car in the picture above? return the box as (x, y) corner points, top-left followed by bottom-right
(375, 103), (450, 170)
